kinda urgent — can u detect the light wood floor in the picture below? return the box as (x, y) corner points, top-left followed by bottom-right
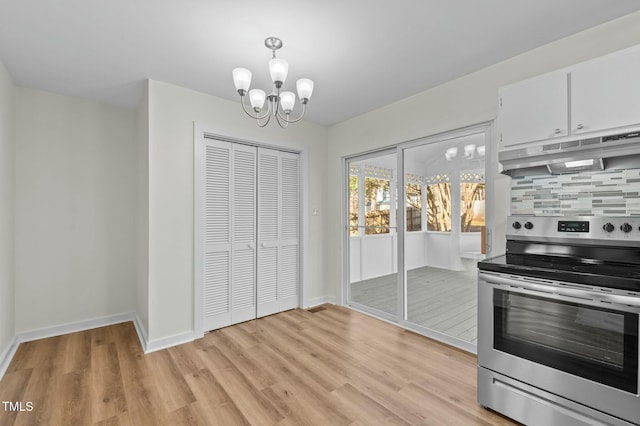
(351, 266), (478, 343)
(0, 305), (515, 425)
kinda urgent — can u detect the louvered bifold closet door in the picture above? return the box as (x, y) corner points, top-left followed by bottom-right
(202, 139), (233, 331)
(257, 148), (280, 317)
(278, 151), (300, 311)
(257, 148), (300, 317)
(200, 139), (257, 331)
(230, 144), (258, 325)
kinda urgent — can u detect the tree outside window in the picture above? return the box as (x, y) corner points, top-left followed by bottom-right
(364, 178), (390, 234)
(349, 175), (359, 235)
(406, 183), (422, 232)
(427, 183), (452, 232)
(461, 182), (485, 232)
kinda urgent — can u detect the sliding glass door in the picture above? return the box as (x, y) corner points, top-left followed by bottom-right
(344, 125), (492, 351)
(346, 150), (399, 321)
(402, 132), (486, 347)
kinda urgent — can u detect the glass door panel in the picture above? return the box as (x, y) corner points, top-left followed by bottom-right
(347, 152), (398, 319)
(403, 132), (487, 344)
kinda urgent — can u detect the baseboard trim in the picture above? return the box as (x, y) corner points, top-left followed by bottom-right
(144, 331), (194, 354)
(132, 312), (149, 353)
(15, 312), (137, 344)
(0, 335), (19, 380)
(305, 296), (336, 308)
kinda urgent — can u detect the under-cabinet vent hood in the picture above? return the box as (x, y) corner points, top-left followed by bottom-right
(499, 131), (640, 176)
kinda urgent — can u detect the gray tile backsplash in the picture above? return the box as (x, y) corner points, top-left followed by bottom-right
(511, 169), (640, 216)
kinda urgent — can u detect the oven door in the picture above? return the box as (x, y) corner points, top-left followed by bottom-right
(478, 271), (640, 423)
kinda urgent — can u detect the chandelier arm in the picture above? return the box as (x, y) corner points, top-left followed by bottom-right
(256, 113), (272, 127)
(256, 102), (274, 127)
(277, 102), (307, 123)
(274, 112), (289, 128)
(239, 95), (258, 119)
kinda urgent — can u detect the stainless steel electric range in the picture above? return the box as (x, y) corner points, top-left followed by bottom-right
(478, 216), (640, 426)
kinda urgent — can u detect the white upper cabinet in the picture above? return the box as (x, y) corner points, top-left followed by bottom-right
(571, 48), (640, 135)
(499, 72), (569, 148)
(498, 45), (640, 150)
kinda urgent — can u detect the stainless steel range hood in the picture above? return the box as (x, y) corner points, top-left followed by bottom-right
(499, 131), (640, 176)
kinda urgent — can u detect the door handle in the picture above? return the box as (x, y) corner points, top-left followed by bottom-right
(247, 243), (255, 249)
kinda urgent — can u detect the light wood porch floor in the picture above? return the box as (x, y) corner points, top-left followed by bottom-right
(350, 266), (478, 344)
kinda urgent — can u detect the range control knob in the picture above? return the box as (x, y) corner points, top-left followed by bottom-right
(603, 223), (615, 233)
(524, 222), (534, 230)
(512, 221), (522, 230)
(621, 223), (633, 233)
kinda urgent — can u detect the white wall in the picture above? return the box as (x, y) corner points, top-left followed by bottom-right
(14, 88), (138, 332)
(0, 61), (15, 358)
(136, 81), (149, 340)
(326, 11), (640, 303)
(147, 80), (327, 342)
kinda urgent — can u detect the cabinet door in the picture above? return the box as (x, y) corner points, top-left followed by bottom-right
(499, 72), (568, 148)
(571, 48), (640, 135)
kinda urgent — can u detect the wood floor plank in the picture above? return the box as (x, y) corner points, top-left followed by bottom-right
(56, 369), (92, 425)
(249, 343), (353, 425)
(209, 328), (278, 391)
(145, 350), (196, 413)
(181, 369), (250, 426)
(90, 342), (128, 423)
(331, 382), (411, 426)
(61, 329), (92, 375)
(0, 369), (32, 426)
(0, 306), (517, 426)
(167, 343), (207, 377)
(210, 365), (284, 426)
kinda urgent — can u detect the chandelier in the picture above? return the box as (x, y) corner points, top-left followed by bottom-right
(232, 37), (314, 128)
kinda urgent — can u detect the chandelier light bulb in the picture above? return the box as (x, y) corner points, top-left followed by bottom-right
(232, 68), (251, 94)
(280, 91), (295, 113)
(464, 144), (476, 159)
(296, 78), (314, 102)
(445, 147), (458, 161)
(269, 58), (289, 87)
(249, 89), (266, 111)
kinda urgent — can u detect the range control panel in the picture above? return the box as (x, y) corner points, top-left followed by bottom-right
(507, 215), (640, 243)
(558, 220), (589, 233)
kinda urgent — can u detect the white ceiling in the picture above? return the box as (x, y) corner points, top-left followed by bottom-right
(1, 1), (640, 125)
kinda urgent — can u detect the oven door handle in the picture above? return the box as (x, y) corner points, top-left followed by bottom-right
(479, 272), (640, 308)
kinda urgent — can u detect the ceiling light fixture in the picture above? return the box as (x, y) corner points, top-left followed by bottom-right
(464, 144), (476, 159)
(445, 147), (458, 161)
(232, 37), (314, 128)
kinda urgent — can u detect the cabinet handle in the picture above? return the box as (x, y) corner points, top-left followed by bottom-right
(576, 124), (584, 130)
(554, 128), (562, 135)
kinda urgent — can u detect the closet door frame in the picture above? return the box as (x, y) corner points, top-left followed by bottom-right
(194, 124), (304, 339)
